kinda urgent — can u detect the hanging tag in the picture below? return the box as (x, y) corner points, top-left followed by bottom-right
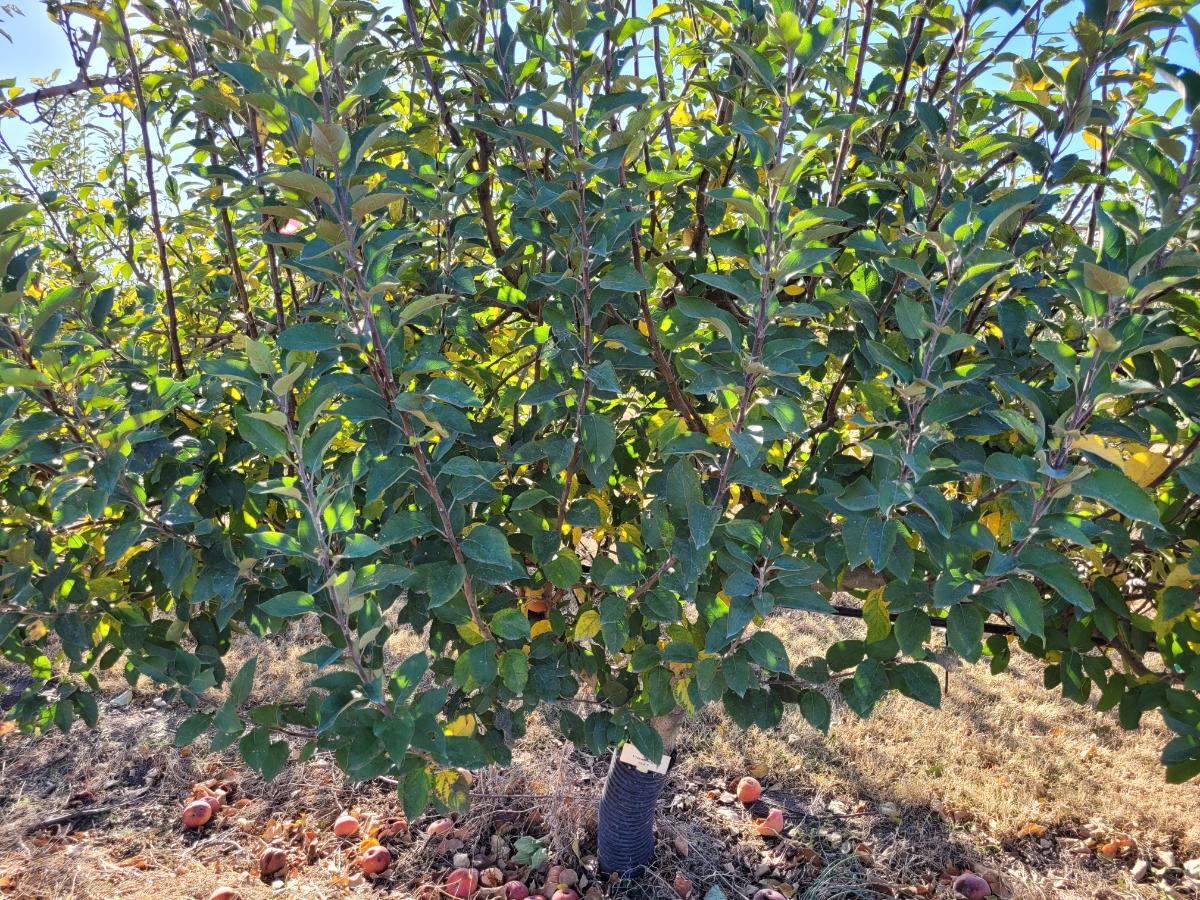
(619, 741), (670, 775)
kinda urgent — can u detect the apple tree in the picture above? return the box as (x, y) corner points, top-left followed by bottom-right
(2, 0), (1200, 875)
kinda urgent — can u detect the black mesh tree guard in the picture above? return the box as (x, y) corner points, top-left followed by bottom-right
(596, 748), (670, 874)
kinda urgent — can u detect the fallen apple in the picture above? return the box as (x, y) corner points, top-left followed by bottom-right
(736, 776), (762, 804)
(333, 812), (359, 837)
(754, 807), (784, 838)
(752, 891), (786, 900)
(953, 872), (991, 900)
(258, 846), (288, 876)
(674, 871), (693, 898)
(480, 867), (505, 887)
(208, 888), (240, 900)
(182, 798), (213, 829)
(426, 817), (455, 836)
(445, 866), (479, 899)
(550, 891), (578, 900)
(504, 880), (531, 900)
(359, 845), (391, 875)
(551, 867), (578, 887)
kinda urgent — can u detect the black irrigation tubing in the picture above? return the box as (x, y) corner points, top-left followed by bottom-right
(829, 604), (1111, 647)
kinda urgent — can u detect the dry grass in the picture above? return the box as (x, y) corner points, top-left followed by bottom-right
(0, 612), (1197, 900)
(712, 612), (1200, 848)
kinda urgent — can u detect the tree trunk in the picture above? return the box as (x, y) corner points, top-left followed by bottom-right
(597, 711), (684, 874)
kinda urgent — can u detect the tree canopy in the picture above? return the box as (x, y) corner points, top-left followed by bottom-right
(2, 0), (1200, 818)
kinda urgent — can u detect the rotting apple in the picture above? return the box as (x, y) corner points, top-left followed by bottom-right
(258, 846), (288, 876)
(953, 873), (991, 900)
(182, 799), (213, 829)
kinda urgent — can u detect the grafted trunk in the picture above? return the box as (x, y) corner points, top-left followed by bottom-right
(596, 711), (684, 874)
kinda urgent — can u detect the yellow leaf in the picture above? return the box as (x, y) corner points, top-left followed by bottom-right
(433, 768), (470, 812)
(456, 620), (485, 645)
(444, 713), (476, 737)
(1075, 435), (1168, 487)
(530, 619), (554, 639)
(574, 609), (601, 642)
(704, 405), (733, 447)
(672, 677), (697, 715)
(1165, 564), (1196, 589)
(1124, 449), (1169, 487)
(1076, 434), (1124, 467)
(981, 510), (1013, 540)
(99, 92), (136, 109)
(863, 591), (891, 642)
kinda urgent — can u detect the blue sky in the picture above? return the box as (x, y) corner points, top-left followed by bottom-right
(3, 3), (74, 84)
(2, 0), (1196, 144)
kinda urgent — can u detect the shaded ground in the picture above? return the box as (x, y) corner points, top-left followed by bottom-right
(1, 616), (1198, 899)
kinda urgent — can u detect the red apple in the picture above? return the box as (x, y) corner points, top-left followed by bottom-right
(333, 812), (359, 837)
(359, 845), (391, 875)
(426, 817), (455, 836)
(736, 776), (762, 804)
(445, 866), (479, 899)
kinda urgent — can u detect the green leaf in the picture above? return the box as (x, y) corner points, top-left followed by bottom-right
(1159, 586), (1195, 622)
(543, 551), (582, 589)
(799, 690), (830, 732)
(746, 631), (790, 673)
(598, 265), (653, 292)
(422, 378), (482, 407)
(261, 169), (334, 202)
(462, 525), (514, 568)
(490, 608), (532, 641)
(235, 409), (289, 457)
(894, 609), (931, 656)
(259, 591), (315, 618)
(499, 649), (529, 692)
(401, 766), (431, 819)
(278, 323), (338, 351)
(389, 652), (428, 706)
(586, 90), (649, 127)
(376, 712), (415, 760)
(947, 604), (984, 662)
(1000, 579), (1044, 638)
(627, 717), (665, 763)
(896, 662), (941, 708)
(228, 657), (257, 706)
(841, 658), (888, 717)
(1075, 468), (1162, 527)
(174, 713), (212, 747)
(580, 414), (616, 488)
